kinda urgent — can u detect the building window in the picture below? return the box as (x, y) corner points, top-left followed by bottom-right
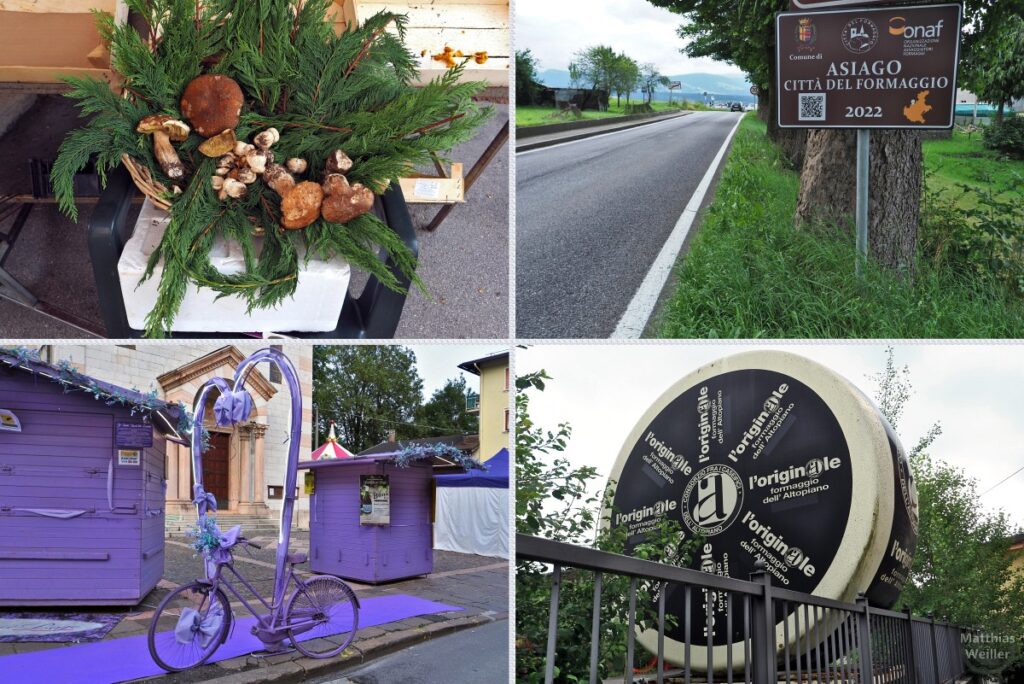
(503, 408), (510, 433)
(504, 367), (510, 391)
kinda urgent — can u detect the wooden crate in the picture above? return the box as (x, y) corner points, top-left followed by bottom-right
(0, 1), (127, 88)
(330, 0), (509, 87)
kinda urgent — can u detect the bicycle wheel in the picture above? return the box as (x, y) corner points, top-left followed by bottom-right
(148, 581), (232, 672)
(284, 575), (359, 658)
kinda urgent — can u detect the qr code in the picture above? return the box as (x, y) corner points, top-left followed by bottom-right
(799, 93), (826, 121)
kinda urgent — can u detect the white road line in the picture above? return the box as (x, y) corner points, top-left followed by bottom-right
(515, 112), (701, 156)
(612, 114), (744, 339)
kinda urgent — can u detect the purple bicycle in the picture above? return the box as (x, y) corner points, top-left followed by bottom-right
(147, 348), (359, 672)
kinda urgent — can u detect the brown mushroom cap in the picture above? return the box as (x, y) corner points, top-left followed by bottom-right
(198, 129), (237, 157)
(321, 175), (375, 224)
(180, 74), (245, 138)
(280, 181), (324, 230)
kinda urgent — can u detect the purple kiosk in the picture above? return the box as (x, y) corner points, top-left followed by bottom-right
(300, 441), (483, 584)
(0, 349), (188, 606)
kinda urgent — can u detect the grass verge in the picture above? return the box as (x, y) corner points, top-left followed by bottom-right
(516, 100), (708, 128)
(923, 130), (1024, 211)
(656, 114), (1024, 338)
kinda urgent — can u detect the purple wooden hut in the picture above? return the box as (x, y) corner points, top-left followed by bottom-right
(0, 350), (188, 606)
(300, 455), (434, 583)
(300, 443), (479, 584)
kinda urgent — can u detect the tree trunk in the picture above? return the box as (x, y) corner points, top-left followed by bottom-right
(763, 43), (807, 169)
(996, 101), (1005, 124)
(795, 129), (922, 275)
(758, 87), (770, 123)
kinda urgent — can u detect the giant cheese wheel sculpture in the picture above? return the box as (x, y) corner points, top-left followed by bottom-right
(604, 351), (918, 670)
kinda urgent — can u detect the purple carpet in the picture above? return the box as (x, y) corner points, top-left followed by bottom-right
(0, 594), (461, 683)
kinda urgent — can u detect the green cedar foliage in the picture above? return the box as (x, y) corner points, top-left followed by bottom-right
(53, 0), (490, 336)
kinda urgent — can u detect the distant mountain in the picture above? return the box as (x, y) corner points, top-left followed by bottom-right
(536, 69), (752, 97)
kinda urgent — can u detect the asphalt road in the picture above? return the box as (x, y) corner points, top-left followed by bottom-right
(314, 619), (509, 684)
(515, 111), (743, 338)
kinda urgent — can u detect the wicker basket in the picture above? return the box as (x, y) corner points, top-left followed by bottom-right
(121, 153), (172, 211)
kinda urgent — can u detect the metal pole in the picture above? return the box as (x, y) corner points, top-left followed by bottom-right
(855, 129), (870, 276)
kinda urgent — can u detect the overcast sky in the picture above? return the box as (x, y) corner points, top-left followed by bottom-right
(517, 343), (1024, 530)
(516, 0), (744, 76)
(408, 343), (509, 399)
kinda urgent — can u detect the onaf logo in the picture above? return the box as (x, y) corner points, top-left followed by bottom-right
(682, 464), (744, 536)
(888, 15), (945, 38)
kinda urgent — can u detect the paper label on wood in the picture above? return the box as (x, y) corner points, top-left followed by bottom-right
(413, 179), (442, 199)
(0, 409), (21, 432)
(359, 474), (390, 525)
(117, 449), (141, 466)
(115, 421), (153, 448)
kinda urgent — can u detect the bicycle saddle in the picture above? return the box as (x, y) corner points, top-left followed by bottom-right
(287, 552), (308, 565)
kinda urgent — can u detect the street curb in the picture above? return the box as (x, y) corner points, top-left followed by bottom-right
(182, 612), (505, 684)
(515, 111), (693, 152)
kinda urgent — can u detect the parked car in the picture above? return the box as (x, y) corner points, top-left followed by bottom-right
(730, 102), (744, 112)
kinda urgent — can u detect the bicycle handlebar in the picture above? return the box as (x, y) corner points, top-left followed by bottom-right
(238, 537), (262, 550)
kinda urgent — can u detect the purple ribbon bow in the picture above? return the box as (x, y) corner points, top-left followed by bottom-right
(213, 388), (254, 427)
(174, 603), (224, 648)
(192, 483), (217, 513)
(203, 524), (242, 577)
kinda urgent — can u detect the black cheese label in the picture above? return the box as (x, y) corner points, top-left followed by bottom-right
(610, 368), (853, 646)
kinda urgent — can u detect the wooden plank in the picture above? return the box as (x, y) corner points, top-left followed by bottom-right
(399, 162), (465, 204)
(0, 550), (109, 561)
(0, 0), (119, 12)
(356, 2), (508, 28)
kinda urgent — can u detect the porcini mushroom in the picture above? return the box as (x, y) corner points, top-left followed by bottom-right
(263, 163), (295, 196)
(321, 173), (375, 224)
(280, 181), (324, 230)
(245, 151), (268, 175)
(220, 178), (247, 200)
(180, 74), (245, 138)
(286, 157), (308, 174)
(325, 150), (354, 174)
(136, 115), (189, 179)
(253, 128), (280, 150)
(198, 129), (237, 157)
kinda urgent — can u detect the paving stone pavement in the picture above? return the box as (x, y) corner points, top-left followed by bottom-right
(0, 531), (508, 683)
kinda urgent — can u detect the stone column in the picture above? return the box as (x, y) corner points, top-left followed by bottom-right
(238, 427), (253, 512)
(252, 423), (269, 514)
(178, 441), (192, 513)
(228, 429), (241, 512)
(166, 441), (179, 509)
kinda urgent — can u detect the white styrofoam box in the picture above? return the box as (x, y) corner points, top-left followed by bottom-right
(118, 199), (351, 333)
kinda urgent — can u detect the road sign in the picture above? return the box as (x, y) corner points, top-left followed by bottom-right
(790, 0), (898, 9)
(750, 84), (760, 96)
(776, 3), (961, 128)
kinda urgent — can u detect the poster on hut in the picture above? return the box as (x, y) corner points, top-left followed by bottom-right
(359, 475), (390, 525)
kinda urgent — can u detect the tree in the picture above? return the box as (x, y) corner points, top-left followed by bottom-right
(515, 371), (696, 682)
(871, 349), (1024, 678)
(962, 14), (1024, 123)
(639, 63), (663, 104)
(312, 346), (423, 453)
(569, 45), (619, 109)
(406, 376), (479, 439)
(516, 48), (542, 106)
(609, 53), (640, 107)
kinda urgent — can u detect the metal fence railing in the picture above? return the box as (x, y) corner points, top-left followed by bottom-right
(517, 533), (967, 684)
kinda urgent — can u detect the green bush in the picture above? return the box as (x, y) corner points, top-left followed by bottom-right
(920, 170), (1024, 291)
(982, 115), (1024, 158)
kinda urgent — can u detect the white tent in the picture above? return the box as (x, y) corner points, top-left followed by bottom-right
(433, 448), (509, 558)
